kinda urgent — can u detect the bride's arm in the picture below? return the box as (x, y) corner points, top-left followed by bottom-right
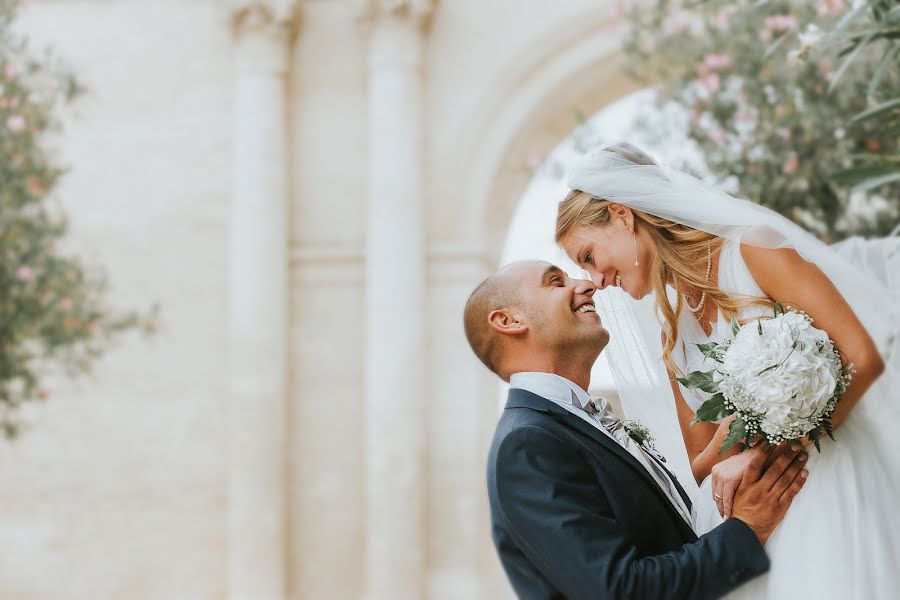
(740, 244), (885, 432)
(664, 329), (742, 485)
(668, 372), (741, 485)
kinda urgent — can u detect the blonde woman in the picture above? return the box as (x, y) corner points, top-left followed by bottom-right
(554, 143), (900, 598)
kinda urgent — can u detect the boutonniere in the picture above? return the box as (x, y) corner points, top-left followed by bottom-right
(623, 419), (654, 446)
(624, 420), (665, 462)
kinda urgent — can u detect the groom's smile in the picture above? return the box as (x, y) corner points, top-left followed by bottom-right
(573, 299), (598, 319)
(522, 263), (608, 351)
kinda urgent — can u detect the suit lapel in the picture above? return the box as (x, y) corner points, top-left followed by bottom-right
(506, 389), (695, 536)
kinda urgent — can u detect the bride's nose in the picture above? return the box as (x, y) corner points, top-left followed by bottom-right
(590, 272), (608, 290)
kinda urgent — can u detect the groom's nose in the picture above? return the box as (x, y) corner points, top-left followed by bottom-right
(573, 278), (596, 296)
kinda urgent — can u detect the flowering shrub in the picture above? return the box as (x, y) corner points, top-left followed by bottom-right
(622, 0), (900, 240)
(0, 1), (156, 436)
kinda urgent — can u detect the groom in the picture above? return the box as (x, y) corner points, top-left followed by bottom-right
(464, 260), (809, 599)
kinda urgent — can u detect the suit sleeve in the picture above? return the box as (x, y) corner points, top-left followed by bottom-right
(495, 425), (769, 600)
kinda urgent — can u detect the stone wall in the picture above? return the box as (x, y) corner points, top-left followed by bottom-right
(1, 1), (629, 598)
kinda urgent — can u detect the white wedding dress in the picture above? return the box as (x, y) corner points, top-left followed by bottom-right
(673, 239), (900, 599)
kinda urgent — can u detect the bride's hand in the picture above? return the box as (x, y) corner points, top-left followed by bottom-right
(711, 450), (759, 518)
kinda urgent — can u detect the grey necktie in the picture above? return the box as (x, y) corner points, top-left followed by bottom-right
(576, 393), (693, 525)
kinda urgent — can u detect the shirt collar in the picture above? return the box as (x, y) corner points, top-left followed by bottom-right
(509, 372), (593, 411)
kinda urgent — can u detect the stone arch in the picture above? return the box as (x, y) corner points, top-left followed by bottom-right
(457, 17), (639, 264)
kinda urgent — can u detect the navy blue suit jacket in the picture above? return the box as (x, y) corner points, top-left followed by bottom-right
(486, 388), (769, 599)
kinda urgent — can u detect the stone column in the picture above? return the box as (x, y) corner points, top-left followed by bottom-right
(227, 2), (297, 598)
(357, 1), (435, 598)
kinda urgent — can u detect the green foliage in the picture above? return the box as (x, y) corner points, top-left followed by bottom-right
(622, 0), (900, 240)
(676, 369), (719, 394)
(692, 391), (730, 423)
(720, 417), (748, 453)
(0, 1), (156, 436)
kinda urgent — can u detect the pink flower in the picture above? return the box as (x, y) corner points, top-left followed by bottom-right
(16, 266), (33, 282)
(26, 176), (43, 197)
(710, 128), (727, 145)
(4, 64), (15, 79)
(6, 115), (25, 132)
(765, 14), (798, 33)
(783, 153), (799, 174)
(817, 0), (844, 16)
(60, 298), (73, 311)
(704, 53), (732, 70)
(777, 128), (792, 141)
(714, 6), (739, 30)
(866, 138), (882, 152)
(609, 1), (627, 18)
(696, 73), (721, 93)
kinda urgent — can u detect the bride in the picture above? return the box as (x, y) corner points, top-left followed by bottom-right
(554, 143), (900, 598)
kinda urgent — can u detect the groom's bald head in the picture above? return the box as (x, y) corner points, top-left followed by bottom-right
(464, 260), (608, 383)
(463, 264), (523, 378)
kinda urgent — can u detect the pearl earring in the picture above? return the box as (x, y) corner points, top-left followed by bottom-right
(633, 230), (639, 267)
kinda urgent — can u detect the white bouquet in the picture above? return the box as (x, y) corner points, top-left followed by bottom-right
(678, 304), (853, 452)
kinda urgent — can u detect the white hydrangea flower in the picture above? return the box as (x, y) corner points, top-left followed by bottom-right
(718, 310), (845, 444)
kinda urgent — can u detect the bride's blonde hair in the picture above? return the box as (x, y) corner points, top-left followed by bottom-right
(555, 144), (762, 374)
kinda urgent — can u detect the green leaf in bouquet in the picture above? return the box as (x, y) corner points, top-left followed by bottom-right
(696, 342), (718, 355)
(677, 370), (719, 394)
(772, 301), (786, 317)
(692, 392), (730, 424)
(695, 342), (722, 361)
(757, 363), (781, 376)
(730, 316), (741, 337)
(822, 418), (836, 442)
(720, 418), (747, 454)
(809, 428), (822, 453)
(757, 319), (763, 336)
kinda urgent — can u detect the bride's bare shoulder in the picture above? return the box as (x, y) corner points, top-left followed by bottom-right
(738, 243), (829, 305)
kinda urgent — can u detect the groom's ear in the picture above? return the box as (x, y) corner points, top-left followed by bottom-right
(608, 203), (635, 231)
(488, 309), (528, 335)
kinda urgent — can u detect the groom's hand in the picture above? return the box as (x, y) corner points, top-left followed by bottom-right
(729, 445), (809, 545)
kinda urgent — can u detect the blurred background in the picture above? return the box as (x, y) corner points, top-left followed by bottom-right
(0, 0), (897, 598)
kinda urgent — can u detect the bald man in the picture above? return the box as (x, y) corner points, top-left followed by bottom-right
(464, 260), (808, 600)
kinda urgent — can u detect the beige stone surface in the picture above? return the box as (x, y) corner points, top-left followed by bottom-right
(0, 1), (232, 599)
(2, 0), (632, 598)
